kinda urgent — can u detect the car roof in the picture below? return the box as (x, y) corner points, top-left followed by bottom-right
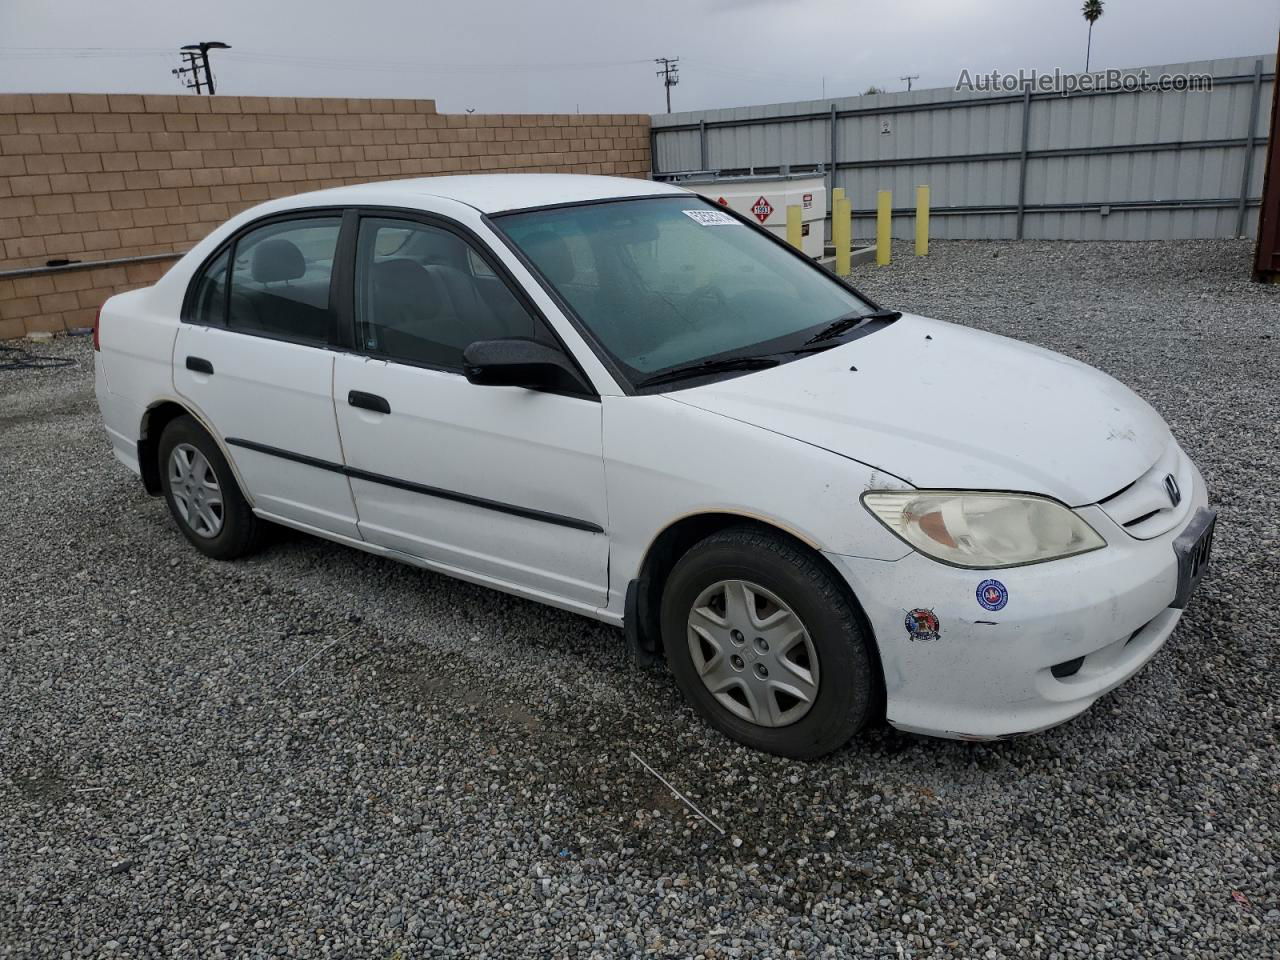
(272, 173), (689, 215)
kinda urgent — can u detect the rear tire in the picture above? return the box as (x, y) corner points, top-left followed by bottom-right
(158, 415), (264, 560)
(661, 525), (875, 759)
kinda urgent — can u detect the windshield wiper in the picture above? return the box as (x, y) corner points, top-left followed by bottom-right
(636, 355), (780, 388)
(635, 309), (900, 387)
(804, 309), (902, 345)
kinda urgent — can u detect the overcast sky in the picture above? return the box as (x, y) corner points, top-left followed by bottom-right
(1, 0), (1275, 115)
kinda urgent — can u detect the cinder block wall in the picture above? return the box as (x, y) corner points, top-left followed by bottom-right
(0, 93), (652, 339)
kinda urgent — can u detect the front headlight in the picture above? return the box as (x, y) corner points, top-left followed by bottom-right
(862, 490), (1106, 568)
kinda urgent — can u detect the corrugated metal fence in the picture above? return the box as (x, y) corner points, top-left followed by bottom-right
(652, 56), (1275, 241)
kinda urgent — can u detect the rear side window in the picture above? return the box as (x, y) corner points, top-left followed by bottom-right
(226, 218), (342, 343)
(187, 248), (229, 325)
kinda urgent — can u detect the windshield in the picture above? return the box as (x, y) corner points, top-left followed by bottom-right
(494, 196), (879, 381)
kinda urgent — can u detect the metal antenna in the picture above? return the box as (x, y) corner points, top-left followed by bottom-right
(174, 42), (231, 95)
(655, 57), (680, 114)
(900, 74), (919, 92)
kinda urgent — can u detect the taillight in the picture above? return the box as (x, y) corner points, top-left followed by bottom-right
(93, 306), (102, 351)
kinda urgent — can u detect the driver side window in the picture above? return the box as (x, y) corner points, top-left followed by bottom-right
(354, 217), (537, 371)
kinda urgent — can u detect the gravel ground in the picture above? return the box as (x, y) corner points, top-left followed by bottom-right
(1, 239), (1277, 959)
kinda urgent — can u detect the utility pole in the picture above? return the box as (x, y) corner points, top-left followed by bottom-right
(174, 49), (203, 93)
(655, 57), (679, 114)
(173, 42), (231, 95)
(900, 74), (919, 92)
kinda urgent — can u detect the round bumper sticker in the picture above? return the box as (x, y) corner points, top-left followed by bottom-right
(976, 579), (1009, 612)
(904, 608), (940, 642)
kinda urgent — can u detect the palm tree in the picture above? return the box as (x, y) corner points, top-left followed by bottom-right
(1082, 0), (1104, 72)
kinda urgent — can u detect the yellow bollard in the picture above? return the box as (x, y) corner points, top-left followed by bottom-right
(915, 185), (930, 256)
(876, 190), (892, 266)
(833, 196), (851, 276)
(831, 187), (847, 269)
(786, 204), (803, 251)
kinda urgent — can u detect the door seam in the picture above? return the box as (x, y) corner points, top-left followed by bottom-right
(329, 353), (367, 538)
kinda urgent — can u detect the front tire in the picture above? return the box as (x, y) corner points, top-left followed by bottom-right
(158, 415), (264, 560)
(661, 526), (876, 758)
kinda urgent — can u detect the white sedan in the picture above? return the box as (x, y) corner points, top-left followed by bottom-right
(93, 174), (1215, 757)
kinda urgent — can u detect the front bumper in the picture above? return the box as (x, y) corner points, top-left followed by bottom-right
(826, 462), (1210, 740)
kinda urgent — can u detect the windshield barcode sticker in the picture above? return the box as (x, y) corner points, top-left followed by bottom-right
(683, 209), (740, 226)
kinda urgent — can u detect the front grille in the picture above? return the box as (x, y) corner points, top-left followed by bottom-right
(1096, 441), (1194, 540)
(1123, 509), (1160, 528)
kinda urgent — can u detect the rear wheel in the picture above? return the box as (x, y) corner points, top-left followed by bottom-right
(661, 526), (875, 758)
(158, 415), (264, 560)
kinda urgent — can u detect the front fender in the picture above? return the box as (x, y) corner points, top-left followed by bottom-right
(602, 394), (912, 616)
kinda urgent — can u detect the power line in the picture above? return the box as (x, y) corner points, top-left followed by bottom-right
(0, 46), (174, 60)
(0, 44), (871, 106)
(655, 56), (679, 114)
(687, 58), (803, 83)
(0, 45), (173, 52)
(0, 46), (651, 75)
(224, 51), (652, 75)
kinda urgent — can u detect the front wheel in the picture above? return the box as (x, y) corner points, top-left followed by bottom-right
(661, 526), (876, 758)
(158, 415), (264, 560)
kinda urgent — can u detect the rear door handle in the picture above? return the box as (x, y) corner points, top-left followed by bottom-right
(348, 390), (391, 415)
(186, 356), (214, 375)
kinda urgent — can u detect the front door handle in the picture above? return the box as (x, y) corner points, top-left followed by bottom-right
(186, 356), (214, 375)
(348, 390), (391, 415)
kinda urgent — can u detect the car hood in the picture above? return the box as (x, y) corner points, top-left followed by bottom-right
(668, 313), (1169, 506)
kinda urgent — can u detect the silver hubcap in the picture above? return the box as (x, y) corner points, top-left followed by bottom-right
(168, 443), (223, 538)
(686, 579), (820, 728)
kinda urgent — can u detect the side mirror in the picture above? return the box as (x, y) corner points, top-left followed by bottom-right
(462, 338), (588, 393)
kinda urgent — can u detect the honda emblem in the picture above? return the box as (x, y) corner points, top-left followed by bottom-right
(1163, 473), (1181, 507)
